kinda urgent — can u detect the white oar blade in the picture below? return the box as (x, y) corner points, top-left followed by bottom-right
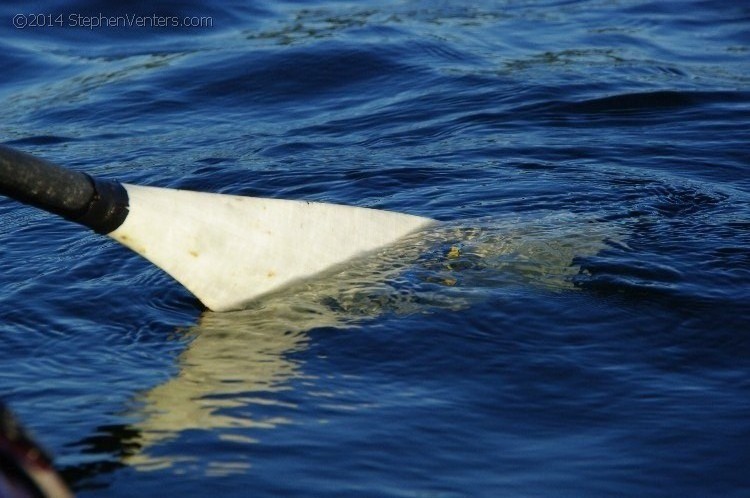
(109, 185), (434, 311)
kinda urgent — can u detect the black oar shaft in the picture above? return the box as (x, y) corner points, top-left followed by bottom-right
(0, 145), (129, 234)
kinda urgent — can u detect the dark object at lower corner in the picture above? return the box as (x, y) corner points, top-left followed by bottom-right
(0, 401), (74, 498)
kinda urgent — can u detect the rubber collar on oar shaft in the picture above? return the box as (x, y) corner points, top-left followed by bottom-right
(76, 175), (129, 234)
(0, 145), (129, 234)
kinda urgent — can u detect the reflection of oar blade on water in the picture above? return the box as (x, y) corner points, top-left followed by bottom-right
(121, 215), (622, 471)
(0, 146), (434, 311)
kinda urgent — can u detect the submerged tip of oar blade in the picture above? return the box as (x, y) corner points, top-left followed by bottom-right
(110, 184), (434, 311)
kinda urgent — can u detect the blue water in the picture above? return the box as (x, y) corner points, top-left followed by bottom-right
(1, 0), (749, 496)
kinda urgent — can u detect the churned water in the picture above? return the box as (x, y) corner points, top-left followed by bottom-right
(1, 1), (749, 496)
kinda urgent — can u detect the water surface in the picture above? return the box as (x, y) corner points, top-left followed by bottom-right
(1, 1), (749, 496)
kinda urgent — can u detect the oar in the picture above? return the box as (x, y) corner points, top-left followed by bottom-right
(0, 146), (434, 311)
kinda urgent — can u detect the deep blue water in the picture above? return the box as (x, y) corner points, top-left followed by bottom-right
(1, 0), (749, 496)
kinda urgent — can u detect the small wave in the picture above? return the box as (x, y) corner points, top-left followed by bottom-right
(482, 90), (750, 128)
(4, 135), (77, 146)
(178, 44), (416, 107)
